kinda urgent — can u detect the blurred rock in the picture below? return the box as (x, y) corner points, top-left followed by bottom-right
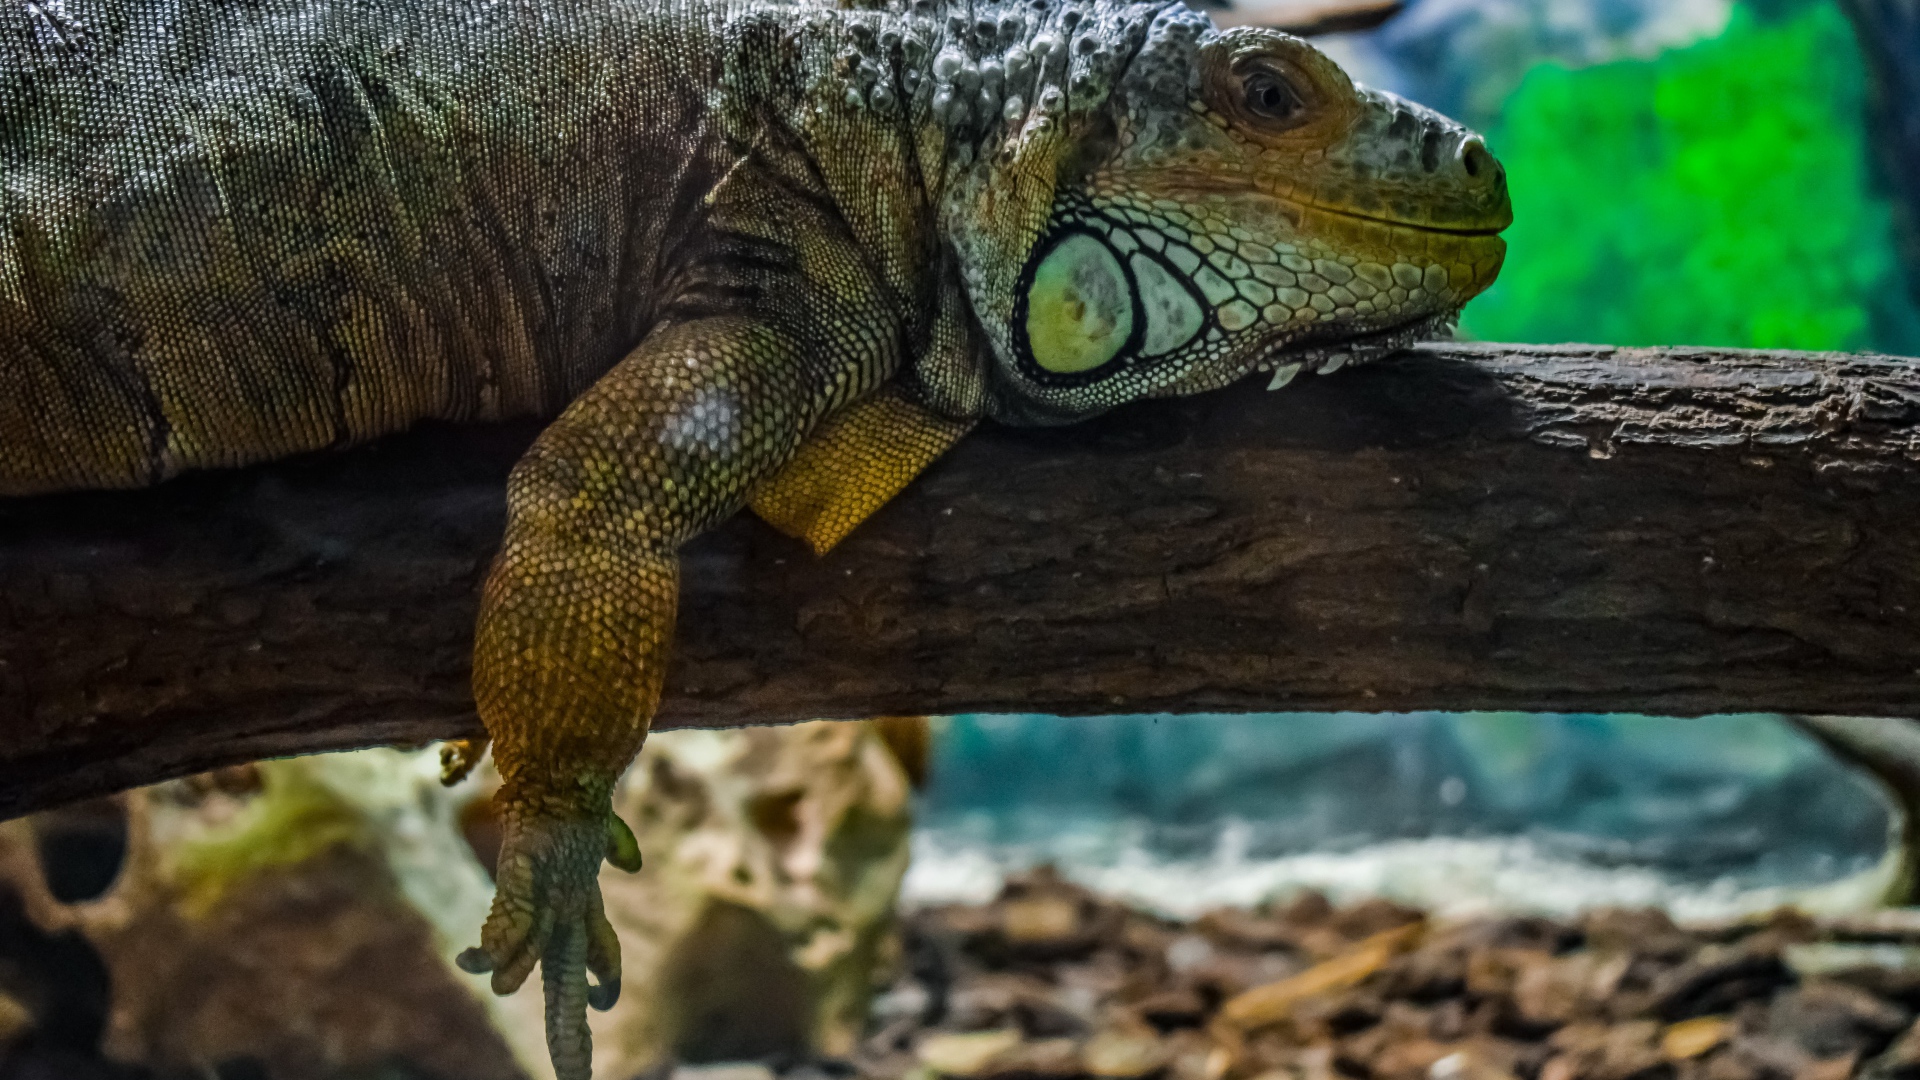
(1541, 1020), (1665, 1080)
(1767, 983), (1911, 1062)
(1859, 1018), (1920, 1080)
(591, 720), (916, 1069)
(1083, 1026), (1172, 1078)
(0, 718), (919, 1079)
(1586, 910), (1697, 965)
(0, 750), (536, 1080)
(1514, 952), (1631, 1026)
(1135, 988), (1209, 1031)
(1653, 950), (1797, 1023)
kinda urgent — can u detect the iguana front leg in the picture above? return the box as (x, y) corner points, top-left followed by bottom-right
(455, 313), (850, 1079)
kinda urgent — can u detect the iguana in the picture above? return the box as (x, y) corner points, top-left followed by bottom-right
(0, 0), (1509, 1070)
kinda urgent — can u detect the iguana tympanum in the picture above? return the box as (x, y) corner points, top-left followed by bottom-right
(0, 0), (1508, 1068)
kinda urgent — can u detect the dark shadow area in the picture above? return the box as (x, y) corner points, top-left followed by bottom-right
(0, 885), (135, 1080)
(662, 901), (814, 1063)
(29, 799), (127, 905)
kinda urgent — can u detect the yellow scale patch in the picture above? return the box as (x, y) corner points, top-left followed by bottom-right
(749, 385), (975, 555)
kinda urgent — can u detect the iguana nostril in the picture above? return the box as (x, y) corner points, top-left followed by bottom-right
(1460, 138), (1497, 183)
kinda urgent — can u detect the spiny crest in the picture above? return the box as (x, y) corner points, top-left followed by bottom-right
(815, 0), (1167, 154)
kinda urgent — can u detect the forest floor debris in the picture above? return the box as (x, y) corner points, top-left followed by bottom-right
(856, 868), (1920, 1080)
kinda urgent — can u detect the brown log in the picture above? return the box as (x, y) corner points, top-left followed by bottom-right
(3, 341), (1919, 820)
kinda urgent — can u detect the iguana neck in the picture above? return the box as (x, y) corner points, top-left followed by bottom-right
(696, 0), (1167, 431)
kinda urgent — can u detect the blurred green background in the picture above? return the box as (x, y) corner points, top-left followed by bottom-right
(1364, 0), (1920, 354)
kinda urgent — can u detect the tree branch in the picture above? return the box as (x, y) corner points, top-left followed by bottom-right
(4, 342), (1919, 819)
(1785, 715), (1920, 905)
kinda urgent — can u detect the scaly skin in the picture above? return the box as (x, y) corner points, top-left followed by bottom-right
(0, 0), (1509, 1073)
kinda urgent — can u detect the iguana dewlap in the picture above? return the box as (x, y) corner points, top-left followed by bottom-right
(0, 0), (1509, 1071)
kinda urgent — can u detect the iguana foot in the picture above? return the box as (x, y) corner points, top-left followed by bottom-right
(456, 797), (641, 1080)
(439, 737), (491, 786)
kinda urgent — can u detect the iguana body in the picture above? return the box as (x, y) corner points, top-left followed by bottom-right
(0, 0), (1509, 1072)
(0, 0), (734, 485)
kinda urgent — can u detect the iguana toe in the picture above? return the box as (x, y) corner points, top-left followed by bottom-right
(461, 799), (631, 1078)
(542, 919), (593, 1080)
(585, 895), (622, 1011)
(491, 905), (550, 995)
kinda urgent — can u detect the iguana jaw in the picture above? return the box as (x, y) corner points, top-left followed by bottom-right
(1240, 308), (1456, 390)
(1107, 191), (1507, 399)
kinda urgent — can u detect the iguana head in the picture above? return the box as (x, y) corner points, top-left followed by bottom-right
(931, 3), (1511, 424)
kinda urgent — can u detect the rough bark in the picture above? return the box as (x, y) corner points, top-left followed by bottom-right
(3, 341), (1919, 820)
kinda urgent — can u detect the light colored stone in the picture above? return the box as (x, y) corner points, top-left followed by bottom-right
(1083, 1028), (1172, 1078)
(595, 720), (917, 1068)
(919, 1028), (1025, 1076)
(1002, 895), (1082, 944)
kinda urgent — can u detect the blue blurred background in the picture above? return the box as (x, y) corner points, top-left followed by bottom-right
(904, 713), (1895, 917)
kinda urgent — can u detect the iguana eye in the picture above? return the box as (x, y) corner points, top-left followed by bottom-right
(1242, 69), (1306, 126)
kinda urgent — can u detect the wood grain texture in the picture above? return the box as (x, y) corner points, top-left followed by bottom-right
(3, 341), (1918, 818)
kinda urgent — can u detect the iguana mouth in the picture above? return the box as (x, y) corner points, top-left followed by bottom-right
(1145, 174), (1512, 238)
(1300, 204), (1509, 238)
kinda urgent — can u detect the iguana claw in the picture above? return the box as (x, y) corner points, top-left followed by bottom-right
(439, 737), (491, 786)
(459, 800), (637, 1080)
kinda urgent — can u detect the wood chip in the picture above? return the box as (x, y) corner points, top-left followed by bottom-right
(1661, 1016), (1731, 1060)
(1218, 919), (1426, 1030)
